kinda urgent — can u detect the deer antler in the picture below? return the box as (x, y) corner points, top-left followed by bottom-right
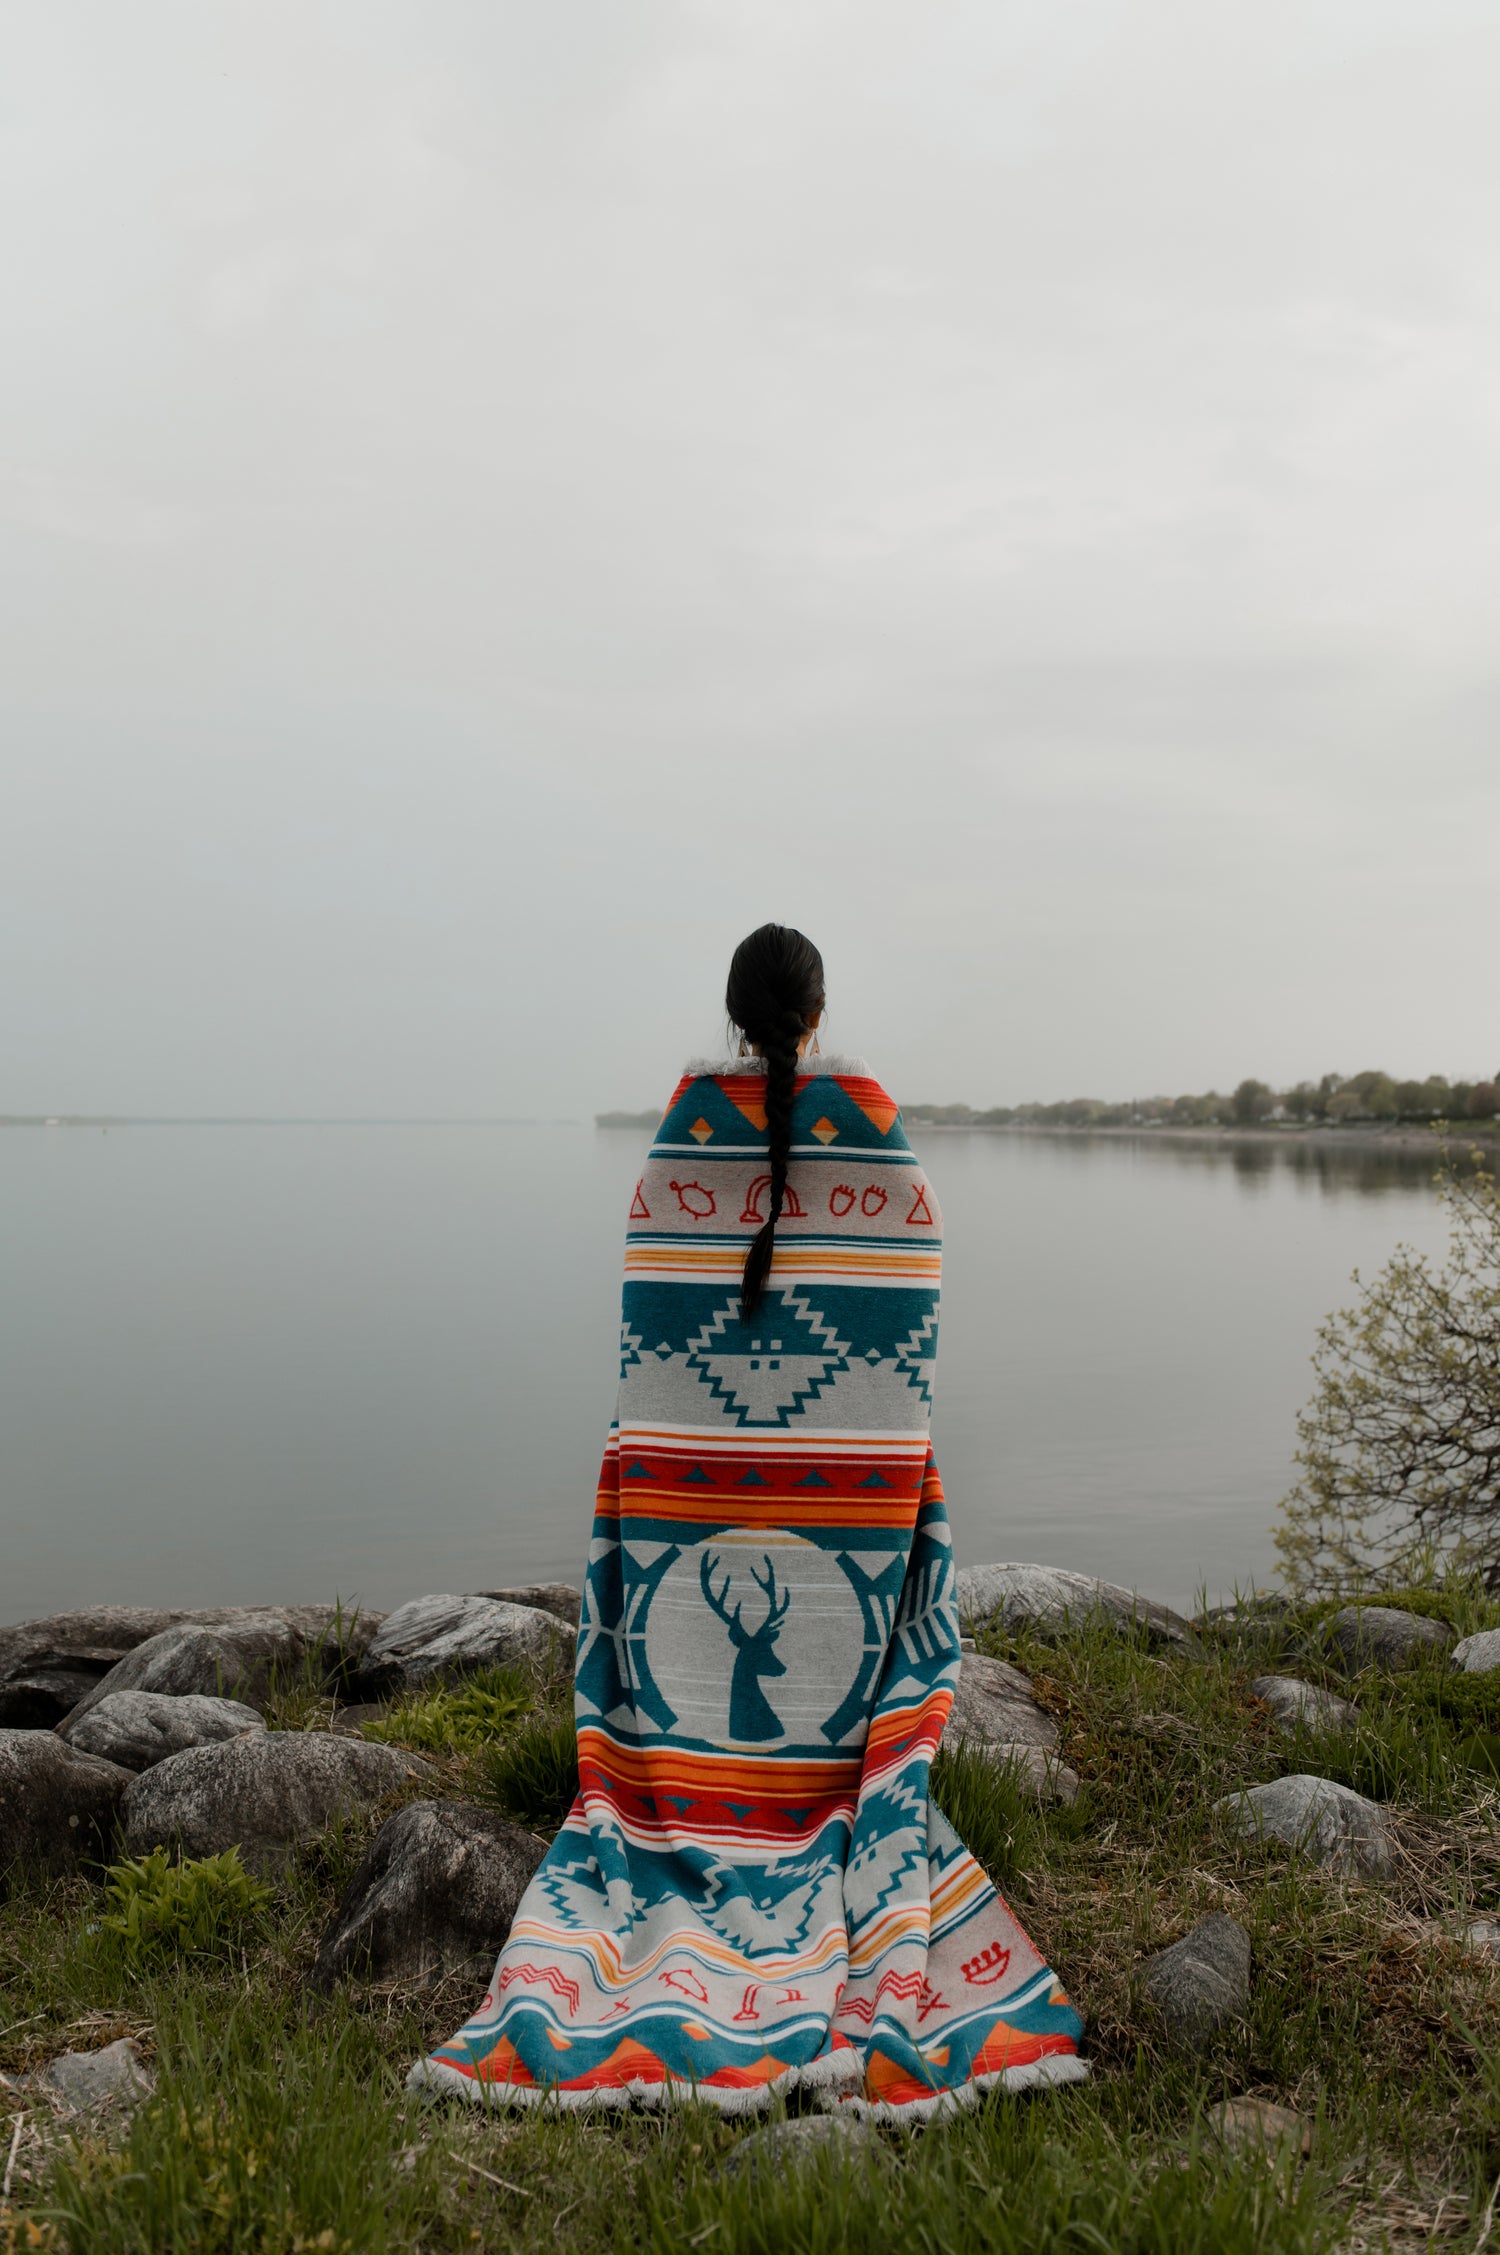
(700, 1550), (741, 1631)
(751, 1555), (791, 1629)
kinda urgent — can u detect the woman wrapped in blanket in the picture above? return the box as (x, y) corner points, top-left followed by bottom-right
(411, 924), (1085, 2119)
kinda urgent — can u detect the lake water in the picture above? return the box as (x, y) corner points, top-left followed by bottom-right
(0, 1123), (1452, 1625)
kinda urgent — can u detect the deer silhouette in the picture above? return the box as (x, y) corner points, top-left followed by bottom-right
(700, 1550), (791, 1743)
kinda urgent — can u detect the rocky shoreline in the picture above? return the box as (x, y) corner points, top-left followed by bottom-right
(8, 1564), (1500, 2239)
(6, 1566), (1497, 2009)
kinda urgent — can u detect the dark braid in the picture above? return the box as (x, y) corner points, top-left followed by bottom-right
(725, 925), (825, 1320)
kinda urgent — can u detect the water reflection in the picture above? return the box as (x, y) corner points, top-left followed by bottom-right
(929, 1128), (1466, 1200)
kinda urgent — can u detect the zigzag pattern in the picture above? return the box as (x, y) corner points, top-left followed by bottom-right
(414, 1061), (1084, 2120)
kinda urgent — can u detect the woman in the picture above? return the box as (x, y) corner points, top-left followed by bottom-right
(412, 924), (1085, 2119)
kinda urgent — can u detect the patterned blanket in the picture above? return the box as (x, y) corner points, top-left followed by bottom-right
(411, 1056), (1085, 2119)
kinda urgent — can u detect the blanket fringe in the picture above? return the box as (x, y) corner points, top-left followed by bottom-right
(406, 2045), (1087, 2122)
(406, 2045), (862, 2118)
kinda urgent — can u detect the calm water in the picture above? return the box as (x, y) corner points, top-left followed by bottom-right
(0, 1124), (1451, 1624)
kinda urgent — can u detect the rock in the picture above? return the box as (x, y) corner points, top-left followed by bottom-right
(1247, 1676), (1357, 1735)
(0, 1604), (380, 1729)
(121, 1732), (430, 1875)
(1140, 1914), (1251, 2048)
(944, 1653), (1059, 1751)
(1322, 1606), (1453, 1672)
(64, 1614), (330, 1728)
(992, 1743), (1082, 1806)
(36, 2038), (155, 2117)
(955, 1563), (1190, 1647)
(330, 1702), (389, 1736)
(473, 1584), (583, 1629)
(720, 2113), (883, 2180)
(1207, 2096), (1311, 2156)
(1217, 1774), (1394, 1881)
(310, 1800), (545, 1989)
(939, 1656), (1079, 1801)
(351, 1595), (570, 1699)
(1199, 1594), (1297, 1631)
(0, 1730), (132, 1876)
(1426, 1916), (1500, 1958)
(60, 1690), (265, 1772)
(1451, 1629), (1500, 1676)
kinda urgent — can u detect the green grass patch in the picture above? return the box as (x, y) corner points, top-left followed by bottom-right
(476, 1710), (579, 1830)
(642, 2096), (1340, 2255)
(363, 1664), (532, 1758)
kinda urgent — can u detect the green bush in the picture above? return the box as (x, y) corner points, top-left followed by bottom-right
(477, 1710), (578, 1830)
(100, 1848), (272, 1965)
(362, 1663), (531, 1757)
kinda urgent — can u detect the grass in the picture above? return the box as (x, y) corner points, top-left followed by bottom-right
(8, 1582), (1500, 2250)
(363, 1666), (532, 1759)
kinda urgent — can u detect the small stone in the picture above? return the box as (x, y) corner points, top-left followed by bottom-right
(1323, 1607), (1453, 1672)
(311, 1800), (545, 1989)
(353, 1594), (570, 1698)
(1451, 1629), (1500, 1676)
(37, 2038), (155, 2117)
(955, 1563), (1189, 1646)
(720, 2113), (882, 2180)
(472, 1584), (584, 1629)
(1208, 2097), (1311, 2155)
(1217, 1774), (1394, 1881)
(943, 1653), (1059, 1752)
(60, 1690), (265, 1772)
(122, 1731), (431, 1875)
(1247, 1676), (1357, 1735)
(0, 1731), (132, 1876)
(1426, 1916), (1500, 1958)
(1140, 1914), (1250, 2048)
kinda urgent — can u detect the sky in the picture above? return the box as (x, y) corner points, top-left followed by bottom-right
(3, 0), (1498, 1117)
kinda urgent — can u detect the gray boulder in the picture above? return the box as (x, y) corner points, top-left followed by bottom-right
(1323, 1606), (1453, 1671)
(122, 1731), (430, 1874)
(1217, 1773), (1394, 1880)
(311, 1799), (545, 1989)
(720, 2113), (882, 2180)
(1451, 1629), (1500, 1675)
(0, 1730), (132, 1875)
(353, 1594), (569, 1698)
(1248, 1675), (1357, 1735)
(944, 1653), (1059, 1750)
(1140, 1914), (1250, 2048)
(35, 2037), (155, 2117)
(940, 1654), (1080, 1804)
(955, 1563), (1189, 1647)
(0, 1603), (380, 1729)
(473, 1584), (584, 1629)
(60, 1690), (265, 1772)
(65, 1613), (327, 1728)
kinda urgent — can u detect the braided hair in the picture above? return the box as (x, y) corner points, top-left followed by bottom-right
(725, 923), (825, 1320)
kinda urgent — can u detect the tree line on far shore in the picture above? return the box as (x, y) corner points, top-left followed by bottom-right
(905, 1067), (1500, 1132)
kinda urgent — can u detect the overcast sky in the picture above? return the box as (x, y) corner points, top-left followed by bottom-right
(4, 1), (1497, 1115)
